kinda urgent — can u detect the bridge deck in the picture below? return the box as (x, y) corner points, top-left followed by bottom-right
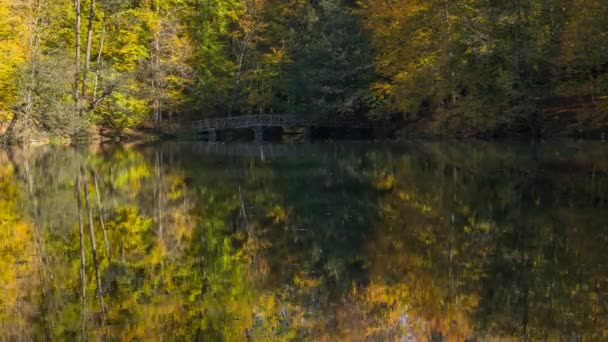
(192, 114), (368, 132)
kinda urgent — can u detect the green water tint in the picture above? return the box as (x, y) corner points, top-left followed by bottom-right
(0, 142), (607, 341)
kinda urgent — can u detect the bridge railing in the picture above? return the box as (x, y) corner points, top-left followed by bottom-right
(193, 114), (367, 131)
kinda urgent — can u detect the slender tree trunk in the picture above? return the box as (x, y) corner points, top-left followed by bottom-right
(75, 173), (87, 340)
(548, 0), (557, 97)
(513, 0), (522, 80)
(74, 0), (82, 109)
(152, 1), (162, 131)
(442, 0), (456, 104)
(92, 25), (106, 105)
(235, 42), (247, 90)
(82, 0), (96, 102)
(23, 4), (38, 138)
(229, 33), (251, 115)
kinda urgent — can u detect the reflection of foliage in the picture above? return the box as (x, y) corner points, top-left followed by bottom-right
(1, 142), (608, 340)
(106, 207), (154, 264)
(359, 142), (608, 340)
(0, 161), (39, 339)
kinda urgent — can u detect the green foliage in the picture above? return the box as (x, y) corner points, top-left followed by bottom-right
(276, 0), (374, 118)
(1, 0), (608, 140)
(21, 54), (82, 136)
(95, 91), (150, 135)
(186, 0), (242, 113)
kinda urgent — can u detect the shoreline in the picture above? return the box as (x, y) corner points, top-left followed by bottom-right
(1, 132), (606, 148)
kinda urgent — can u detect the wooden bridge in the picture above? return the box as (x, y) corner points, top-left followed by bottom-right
(192, 115), (369, 142)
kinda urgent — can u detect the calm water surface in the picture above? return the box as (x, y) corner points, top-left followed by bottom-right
(0, 141), (607, 341)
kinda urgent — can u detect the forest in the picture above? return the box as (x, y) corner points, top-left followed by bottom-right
(0, 0), (607, 142)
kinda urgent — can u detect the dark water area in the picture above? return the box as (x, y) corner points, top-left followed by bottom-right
(0, 141), (607, 341)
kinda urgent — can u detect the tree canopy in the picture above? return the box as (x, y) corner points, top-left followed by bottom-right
(0, 0), (607, 141)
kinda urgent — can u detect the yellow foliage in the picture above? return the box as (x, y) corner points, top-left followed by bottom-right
(374, 173), (395, 190)
(0, 0), (28, 116)
(293, 274), (321, 289)
(267, 205), (288, 223)
(370, 82), (394, 99)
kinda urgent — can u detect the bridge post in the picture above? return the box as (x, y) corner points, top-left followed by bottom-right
(253, 126), (263, 143)
(208, 129), (216, 142)
(303, 126), (311, 143)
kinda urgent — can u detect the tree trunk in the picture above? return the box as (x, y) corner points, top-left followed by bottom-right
(442, 0), (456, 104)
(229, 33), (251, 115)
(74, 0), (82, 109)
(92, 25), (105, 105)
(513, 0), (522, 80)
(82, 0), (96, 103)
(152, 1), (162, 132)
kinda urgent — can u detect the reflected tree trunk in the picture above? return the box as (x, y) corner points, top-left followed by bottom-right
(155, 150), (164, 241)
(75, 173), (87, 340)
(23, 147), (54, 337)
(82, 169), (107, 325)
(93, 171), (111, 260)
(238, 185), (254, 238)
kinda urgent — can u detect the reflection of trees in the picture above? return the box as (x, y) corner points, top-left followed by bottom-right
(254, 146), (382, 338)
(1, 142), (607, 340)
(1, 144), (306, 340)
(358, 142), (608, 340)
(0, 153), (40, 340)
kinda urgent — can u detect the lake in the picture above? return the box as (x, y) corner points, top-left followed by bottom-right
(1, 141), (607, 340)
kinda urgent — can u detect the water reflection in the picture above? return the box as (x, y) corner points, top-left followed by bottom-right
(0, 142), (607, 340)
